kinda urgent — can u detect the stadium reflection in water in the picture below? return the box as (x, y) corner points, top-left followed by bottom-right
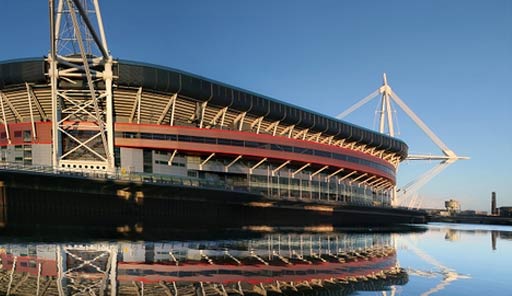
(0, 231), (408, 296)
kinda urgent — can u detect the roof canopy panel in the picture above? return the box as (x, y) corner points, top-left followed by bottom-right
(0, 58), (408, 158)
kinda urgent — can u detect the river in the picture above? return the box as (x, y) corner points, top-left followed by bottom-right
(0, 223), (511, 295)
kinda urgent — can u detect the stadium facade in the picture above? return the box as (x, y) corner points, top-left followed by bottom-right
(0, 58), (407, 207)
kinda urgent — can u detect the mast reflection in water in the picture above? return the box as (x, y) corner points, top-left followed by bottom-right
(0, 232), (407, 295)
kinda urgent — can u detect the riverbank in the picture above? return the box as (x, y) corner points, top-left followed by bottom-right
(430, 215), (512, 226)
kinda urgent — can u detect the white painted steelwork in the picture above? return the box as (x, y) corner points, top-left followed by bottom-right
(337, 74), (469, 206)
(48, 0), (115, 172)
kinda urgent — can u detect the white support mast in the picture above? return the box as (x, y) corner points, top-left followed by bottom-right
(48, 0), (115, 173)
(336, 74), (468, 206)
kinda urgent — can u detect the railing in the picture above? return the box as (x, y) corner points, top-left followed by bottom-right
(0, 161), (228, 190)
(0, 162), (392, 207)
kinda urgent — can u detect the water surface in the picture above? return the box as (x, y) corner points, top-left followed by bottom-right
(0, 223), (511, 295)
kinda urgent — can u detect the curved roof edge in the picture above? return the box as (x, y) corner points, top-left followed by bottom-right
(0, 57), (408, 158)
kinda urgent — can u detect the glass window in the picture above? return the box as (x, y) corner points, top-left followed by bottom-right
(245, 141), (260, 148)
(143, 149), (153, 173)
(218, 139), (231, 146)
(165, 134), (177, 141)
(23, 130), (31, 142)
(178, 135), (191, 142)
(203, 137), (216, 144)
(153, 134), (166, 140)
(124, 132), (138, 139)
(315, 150), (331, 158)
(231, 140), (244, 146)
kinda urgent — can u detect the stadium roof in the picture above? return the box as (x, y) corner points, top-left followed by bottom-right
(0, 57), (408, 158)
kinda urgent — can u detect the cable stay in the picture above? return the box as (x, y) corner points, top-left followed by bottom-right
(336, 74), (469, 206)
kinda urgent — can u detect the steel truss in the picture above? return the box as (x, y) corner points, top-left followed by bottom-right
(48, 0), (115, 172)
(57, 244), (118, 295)
(337, 74), (468, 207)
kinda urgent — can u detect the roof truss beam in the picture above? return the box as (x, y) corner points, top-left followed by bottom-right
(265, 121), (280, 136)
(157, 93), (177, 125)
(279, 125), (295, 138)
(250, 116), (264, 134)
(0, 91), (23, 122)
(26, 83), (38, 140)
(307, 132), (322, 142)
(320, 136), (334, 145)
(198, 101), (208, 128)
(129, 87), (142, 124)
(232, 112), (246, 131)
(0, 91), (11, 144)
(26, 83), (48, 121)
(209, 107), (228, 128)
(293, 128), (309, 140)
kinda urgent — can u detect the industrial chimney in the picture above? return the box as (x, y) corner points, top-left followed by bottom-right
(491, 192), (497, 215)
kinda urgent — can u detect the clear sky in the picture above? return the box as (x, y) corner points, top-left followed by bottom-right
(1, 0), (511, 211)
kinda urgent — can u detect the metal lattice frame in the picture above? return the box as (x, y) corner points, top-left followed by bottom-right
(48, 0), (115, 172)
(56, 244), (117, 295)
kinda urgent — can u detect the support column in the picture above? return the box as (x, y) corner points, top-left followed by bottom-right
(199, 153), (215, 170)
(292, 163), (310, 178)
(0, 92), (11, 144)
(337, 171), (357, 183)
(49, 56), (60, 170)
(104, 58), (115, 172)
(249, 158), (267, 174)
(272, 160), (290, 176)
(310, 165), (328, 179)
(167, 149), (178, 166)
(225, 155), (242, 172)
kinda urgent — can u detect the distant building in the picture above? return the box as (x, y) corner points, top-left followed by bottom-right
(445, 199), (461, 215)
(499, 207), (512, 217)
(460, 210), (476, 216)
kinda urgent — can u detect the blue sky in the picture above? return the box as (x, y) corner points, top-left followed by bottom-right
(1, 0), (511, 211)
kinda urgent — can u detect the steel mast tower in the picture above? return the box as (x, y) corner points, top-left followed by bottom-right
(337, 74), (468, 206)
(48, 0), (115, 172)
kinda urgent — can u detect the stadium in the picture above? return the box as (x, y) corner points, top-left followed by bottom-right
(0, 57), (407, 207)
(0, 1), (428, 229)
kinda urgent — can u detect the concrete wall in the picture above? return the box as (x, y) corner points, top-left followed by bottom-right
(0, 145), (26, 163)
(152, 151), (187, 176)
(32, 144), (51, 166)
(120, 147), (143, 173)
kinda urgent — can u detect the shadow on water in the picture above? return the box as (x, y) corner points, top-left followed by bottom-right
(0, 222), (427, 243)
